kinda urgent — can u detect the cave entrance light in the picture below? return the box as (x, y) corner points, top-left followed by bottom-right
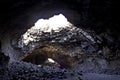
(22, 14), (72, 46)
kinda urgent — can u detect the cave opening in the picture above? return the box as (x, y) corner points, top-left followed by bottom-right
(11, 13), (98, 68)
(0, 0), (120, 79)
(13, 14), (78, 68)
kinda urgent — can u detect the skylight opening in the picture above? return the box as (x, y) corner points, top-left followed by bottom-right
(21, 14), (72, 45)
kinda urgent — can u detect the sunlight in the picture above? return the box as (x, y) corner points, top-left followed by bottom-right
(21, 14), (72, 45)
(34, 14), (71, 32)
(47, 58), (55, 63)
(20, 14), (95, 47)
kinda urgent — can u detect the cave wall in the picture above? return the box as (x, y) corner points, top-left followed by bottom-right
(0, 0), (120, 34)
(0, 0), (120, 62)
(0, 0), (120, 60)
(0, 1), (120, 79)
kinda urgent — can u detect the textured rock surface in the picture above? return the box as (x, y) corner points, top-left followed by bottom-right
(0, 52), (9, 80)
(10, 14), (102, 68)
(0, 0), (120, 80)
(13, 14), (99, 53)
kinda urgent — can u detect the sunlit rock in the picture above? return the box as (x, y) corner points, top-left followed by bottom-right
(21, 14), (72, 46)
(16, 14), (99, 53)
(35, 14), (71, 32)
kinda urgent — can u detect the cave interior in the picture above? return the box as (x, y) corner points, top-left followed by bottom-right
(0, 0), (120, 80)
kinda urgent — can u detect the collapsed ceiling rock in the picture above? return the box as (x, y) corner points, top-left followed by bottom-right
(11, 14), (102, 68)
(20, 44), (84, 68)
(15, 14), (101, 52)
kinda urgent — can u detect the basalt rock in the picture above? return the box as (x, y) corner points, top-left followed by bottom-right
(0, 52), (10, 79)
(0, 52), (9, 66)
(11, 14), (102, 68)
(20, 43), (84, 68)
